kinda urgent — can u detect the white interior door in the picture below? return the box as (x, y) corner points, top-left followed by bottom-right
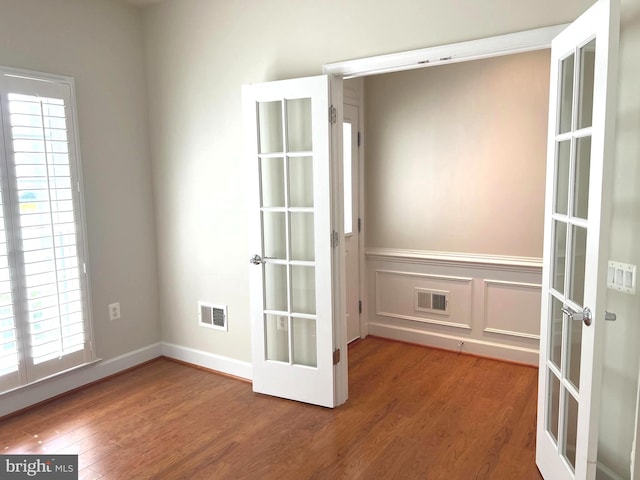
(243, 75), (346, 408)
(343, 103), (360, 343)
(536, 0), (619, 478)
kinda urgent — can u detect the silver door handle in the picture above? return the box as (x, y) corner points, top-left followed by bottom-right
(562, 306), (592, 326)
(249, 254), (276, 265)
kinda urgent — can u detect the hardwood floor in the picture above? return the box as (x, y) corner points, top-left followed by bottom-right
(0, 337), (543, 479)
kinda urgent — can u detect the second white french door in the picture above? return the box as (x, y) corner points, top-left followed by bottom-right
(536, 0), (619, 478)
(243, 75), (346, 408)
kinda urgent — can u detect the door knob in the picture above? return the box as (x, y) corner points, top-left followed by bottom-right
(562, 306), (592, 326)
(249, 254), (263, 265)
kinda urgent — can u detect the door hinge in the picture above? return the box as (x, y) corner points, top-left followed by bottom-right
(333, 348), (341, 365)
(331, 230), (339, 248)
(358, 300), (362, 315)
(329, 105), (337, 124)
(357, 131), (361, 147)
(357, 217), (361, 233)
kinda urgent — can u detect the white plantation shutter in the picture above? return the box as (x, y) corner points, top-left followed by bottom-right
(0, 178), (19, 391)
(0, 68), (93, 392)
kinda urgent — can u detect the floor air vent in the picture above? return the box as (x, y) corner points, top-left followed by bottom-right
(415, 288), (450, 315)
(198, 302), (228, 331)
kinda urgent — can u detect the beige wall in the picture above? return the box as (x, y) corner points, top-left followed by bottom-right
(364, 50), (550, 257)
(142, 0), (639, 476)
(141, 0), (594, 368)
(0, 0), (160, 359)
(599, 0), (640, 474)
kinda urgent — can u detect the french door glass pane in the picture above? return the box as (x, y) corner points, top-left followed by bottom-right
(578, 39), (597, 130)
(258, 101), (283, 154)
(553, 221), (567, 294)
(289, 156), (314, 208)
(290, 212), (314, 261)
(260, 157), (285, 208)
(264, 264), (287, 312)
(548, 371), (561, 444)
(564, 392), (579, 471)
(559, 54), (575, 134)
(262, 212), (286, 260)
(567, 311), (583, 391)
(291, 265), (315, 315)
(550, 296), (564, 370)
(555, 140), (571, 215)
(573, 136), (592, 219)
(286, 98), (312, 152)
(292, 317), (317, 367)
(569, 225), (587, 306)
(265, 314), (289, 362)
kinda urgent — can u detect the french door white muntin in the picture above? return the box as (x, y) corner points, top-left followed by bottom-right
(536, 0), (619, 479)
(244, 75), (347, 408)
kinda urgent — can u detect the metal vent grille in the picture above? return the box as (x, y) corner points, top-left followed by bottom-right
(198, 302), (228, 331)
(415, 288), (450, 315)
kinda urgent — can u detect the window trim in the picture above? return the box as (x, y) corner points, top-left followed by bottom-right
(0, 65), (95, 393)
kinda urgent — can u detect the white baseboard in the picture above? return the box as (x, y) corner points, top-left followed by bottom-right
(161, 342), (252, 381)
(368, 321), (539, 366)
(1, 342), (253, 418)
(0, 342), (162, 418)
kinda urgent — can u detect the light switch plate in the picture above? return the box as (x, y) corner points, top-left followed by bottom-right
(607, 261), (637, 295)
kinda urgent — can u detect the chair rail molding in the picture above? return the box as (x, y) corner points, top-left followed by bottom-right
(366, 248), (543, 272)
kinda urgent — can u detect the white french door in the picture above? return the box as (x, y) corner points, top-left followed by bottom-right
(243, 75), (346, 408)
(536, 0), (619, 479)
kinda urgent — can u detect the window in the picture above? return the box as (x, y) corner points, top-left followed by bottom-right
(0, 67), (94, 394)
(343, 121), (352, 235)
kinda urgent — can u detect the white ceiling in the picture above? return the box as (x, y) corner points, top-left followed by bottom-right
(121, 0), (165, 7)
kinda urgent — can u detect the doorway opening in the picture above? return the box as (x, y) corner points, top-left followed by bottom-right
(331, 25), (563, 361)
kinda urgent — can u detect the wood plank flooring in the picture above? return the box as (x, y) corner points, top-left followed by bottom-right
(0, 337), (543, 479)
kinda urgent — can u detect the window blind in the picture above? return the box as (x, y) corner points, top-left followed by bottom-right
(0, 69), (93, 393)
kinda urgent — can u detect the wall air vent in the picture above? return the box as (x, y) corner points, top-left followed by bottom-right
(198, 302), (228, 331)
(415, 288), (450, 316)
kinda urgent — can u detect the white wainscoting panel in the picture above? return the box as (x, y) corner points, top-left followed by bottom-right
(376, 270), (472, 329)
(483, 280), (542, 339)
(366, 249), (543, 365)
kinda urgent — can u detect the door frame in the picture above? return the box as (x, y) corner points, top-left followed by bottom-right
(323, 24), (566, 348)
(343, 79), (367, 340)
(324, 24), (567, 79)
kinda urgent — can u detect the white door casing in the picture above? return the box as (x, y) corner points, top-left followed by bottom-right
(244, 75), (347, 408)
(536, 0), (619, 478)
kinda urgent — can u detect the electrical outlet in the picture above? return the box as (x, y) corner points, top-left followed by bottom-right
(109, 302), (121, 321)
(277, 316), (288, 331)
